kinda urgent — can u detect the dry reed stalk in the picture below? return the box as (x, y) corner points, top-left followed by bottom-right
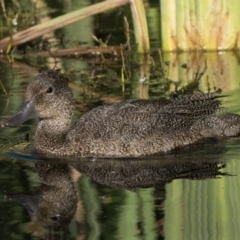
(129, 0), (150, 53)
(24, 46), (122, 57)
(0, 0), (150, 54)
(0, 0), (129, 51)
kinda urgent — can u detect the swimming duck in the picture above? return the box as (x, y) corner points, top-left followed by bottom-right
(1, 69), (240, 158)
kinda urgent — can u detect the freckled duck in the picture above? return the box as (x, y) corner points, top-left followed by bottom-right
(1, 69), (240, 158)
(4, 162), (77, 229)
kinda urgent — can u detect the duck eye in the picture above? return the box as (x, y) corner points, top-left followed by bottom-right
(51, 216), (58, 221)
(46, 87), (53, 93)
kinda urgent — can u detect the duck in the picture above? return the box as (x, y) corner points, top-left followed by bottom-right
(1, 69), (240, 158)
(4, 162), (77, 229)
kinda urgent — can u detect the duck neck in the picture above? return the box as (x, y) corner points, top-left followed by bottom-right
(34, 117), (71, 153)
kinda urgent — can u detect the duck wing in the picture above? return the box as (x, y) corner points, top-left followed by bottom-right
(67, 93), (223, 156)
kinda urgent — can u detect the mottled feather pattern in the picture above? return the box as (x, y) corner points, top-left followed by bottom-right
(4, 70), (240, 158)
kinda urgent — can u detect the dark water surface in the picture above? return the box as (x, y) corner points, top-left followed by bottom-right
(1, 52), (240, 240)
(1, 1), (240, 240)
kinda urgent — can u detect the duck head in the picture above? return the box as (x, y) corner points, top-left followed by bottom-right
(1, 69), (74, 127)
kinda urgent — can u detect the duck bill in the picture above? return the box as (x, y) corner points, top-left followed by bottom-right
(0, 99), (39, 127)
(3, 194), (42, 216)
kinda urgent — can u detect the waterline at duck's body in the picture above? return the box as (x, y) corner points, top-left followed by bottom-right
(1, 70), (240, 158)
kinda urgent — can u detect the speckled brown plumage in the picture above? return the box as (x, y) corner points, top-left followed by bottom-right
(71, 157), (226, 189)
(3, 70), (240, 158)
(4, 162), (77, 229)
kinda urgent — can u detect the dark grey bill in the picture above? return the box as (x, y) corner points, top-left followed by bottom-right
(3, 194), (42, 215)
(0, 99), (39, 127)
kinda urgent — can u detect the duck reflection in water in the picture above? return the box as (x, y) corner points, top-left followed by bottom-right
(3, 152), (230, 239)
(4, 162), (78, 236)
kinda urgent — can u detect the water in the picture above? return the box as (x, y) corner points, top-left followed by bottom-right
(1, 1), (240, 240)
(1, 51), (240, 240)
(1, 145), (240, 240)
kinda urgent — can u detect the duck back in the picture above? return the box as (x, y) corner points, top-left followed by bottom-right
(66, 93), (231, 157)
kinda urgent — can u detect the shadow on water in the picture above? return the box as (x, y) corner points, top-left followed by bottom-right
(0, 140), (234, 239)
